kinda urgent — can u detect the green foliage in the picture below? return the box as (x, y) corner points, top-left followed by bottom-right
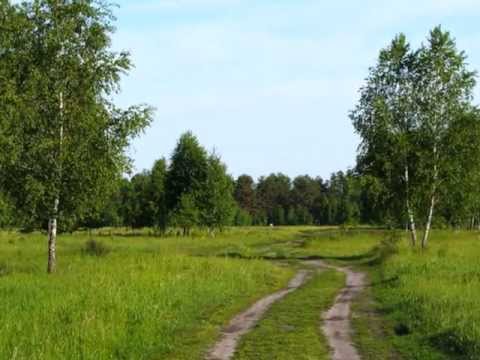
(234, 175), (256, 214)
(234, 208), (253, 226)
(257, 173), (291, 224)
(150, 158), (168, 232)
(0, 0), (153, 230)
(351, 27), (479, 237)
(199, 154), (236, 231)
(166, 131), (208, 212)
(0, 192), (13, 228)
(170, 193), (200, 235)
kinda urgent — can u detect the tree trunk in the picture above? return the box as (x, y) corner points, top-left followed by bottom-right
(405, 166), (417, 247)
(48, 90), (64, 273)
(422, 194), (435, 249)
(47, 198), (59, 273)
(422, 145), (438, 249)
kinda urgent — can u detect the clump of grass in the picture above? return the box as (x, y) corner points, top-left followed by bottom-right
(0, 262), (11, 277)
(82, 239), (110, 257)
(373, 230), (401, 266)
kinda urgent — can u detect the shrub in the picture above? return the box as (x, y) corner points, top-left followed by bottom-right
(82, 239), (110, 257)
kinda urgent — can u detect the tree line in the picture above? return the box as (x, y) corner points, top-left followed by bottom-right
(76, 133), (385, 231)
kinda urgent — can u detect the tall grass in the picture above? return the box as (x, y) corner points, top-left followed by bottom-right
(376, 230), (480, 359)
(0, 226), (385, 359)
(0, 229), (293, 359)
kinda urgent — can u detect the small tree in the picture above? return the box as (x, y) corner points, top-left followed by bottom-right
(414, 27), (476, 247)
(128, 172), (157, 228)
(351, 34), (419, 244)
(150, 158), (168, 233)
(166, 132), (208, 213)
(234, 208), (253, 226)
(352, 27), (477, 247)
(170, 193), (199, 236)
(199, 154), (236, 234)
(256, 173), (291, 224)
(234, 175), (256, 215)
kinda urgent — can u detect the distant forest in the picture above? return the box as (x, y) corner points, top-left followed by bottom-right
(1, 127), (479, 232)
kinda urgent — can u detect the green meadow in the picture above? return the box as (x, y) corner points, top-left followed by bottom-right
(1, 227), (480, 359)
(369, 231), (480, 360)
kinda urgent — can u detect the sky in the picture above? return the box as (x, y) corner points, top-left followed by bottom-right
(111, 0), (480, 180)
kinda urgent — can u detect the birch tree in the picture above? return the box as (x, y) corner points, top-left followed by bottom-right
(415, 27), (476, 247)
(351, 34), (420, 245)
(0, 0), (152, 272)
(352, 27), (477, 247)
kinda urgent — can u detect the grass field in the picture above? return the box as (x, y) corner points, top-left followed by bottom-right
(1, 227), (479, 359)
(368, 230), (480, 360)
(0, 229), (296, 359)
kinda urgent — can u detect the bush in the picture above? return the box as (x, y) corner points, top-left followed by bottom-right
(82, 239), (110, 257)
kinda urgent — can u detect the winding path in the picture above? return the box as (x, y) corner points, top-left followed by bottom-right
(206, 269), (312, 360)
(206, 260), (366, 360)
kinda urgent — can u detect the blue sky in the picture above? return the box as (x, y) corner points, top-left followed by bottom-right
(111, 0), (480, 180)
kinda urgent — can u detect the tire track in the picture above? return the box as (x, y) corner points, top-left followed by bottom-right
(206, 269), (311, 360)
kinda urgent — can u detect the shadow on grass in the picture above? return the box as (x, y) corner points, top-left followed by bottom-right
(216, 248), (382, 264)
(298, 227), (387, 239)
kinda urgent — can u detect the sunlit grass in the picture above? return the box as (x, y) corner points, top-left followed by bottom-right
(374, 230), (480, 359)
(0, 226), (385, 359)
(0, 229), (294, 359)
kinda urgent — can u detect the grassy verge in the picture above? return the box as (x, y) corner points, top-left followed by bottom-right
(351, 269), (404, 360)
(352, 266), (449, 360)
(233, 269), (345, 360)
(351, 230), (480, 360)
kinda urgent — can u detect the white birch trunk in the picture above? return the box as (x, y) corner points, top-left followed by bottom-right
(422, 194), (435, 249)
(422, 144), (438, 249)
(405, 165), (417, 247)
(48, 91), (64, 273)
(47, 198), (59, 273)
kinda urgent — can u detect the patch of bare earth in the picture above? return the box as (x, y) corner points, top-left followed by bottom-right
(205, 269), (311, 360)
(319, 262), (366, 360)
